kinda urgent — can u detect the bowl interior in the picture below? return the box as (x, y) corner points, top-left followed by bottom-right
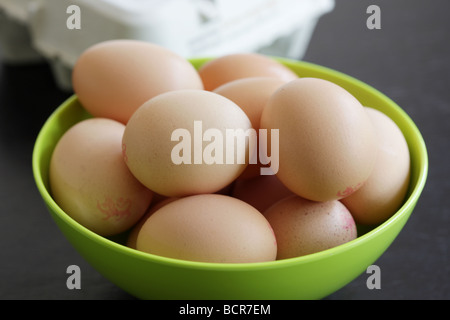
(32, 57), (428, 299)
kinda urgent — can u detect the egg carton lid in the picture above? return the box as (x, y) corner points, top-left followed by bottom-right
(1, 0), (334, 90)
(23, 0), (332, 64)
(0, 0), (35, 22)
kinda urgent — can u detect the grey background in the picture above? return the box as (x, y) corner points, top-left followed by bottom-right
(1, 0), (448, 300)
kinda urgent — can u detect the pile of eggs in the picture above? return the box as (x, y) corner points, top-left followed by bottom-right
(49, 39), (411, 264)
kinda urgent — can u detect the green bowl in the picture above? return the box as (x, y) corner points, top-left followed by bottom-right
(32, 58), (428, 300)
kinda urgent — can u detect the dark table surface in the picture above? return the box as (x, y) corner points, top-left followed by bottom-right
(1, 0), (448, 300)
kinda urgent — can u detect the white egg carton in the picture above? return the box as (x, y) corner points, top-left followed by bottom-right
(0, 0), (334, 90)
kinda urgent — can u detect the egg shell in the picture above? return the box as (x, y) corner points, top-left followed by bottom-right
(260, 77), (378, 202)
(72, 39), (204, 124)
(122, 89), (253, 197)
(213, 77), (287, 129)
(264, 195), (357, 259)
(127, 197), (179, 249)
(231, 174), (294, 213)
(49, 118), (153, 236)
(136, 194), (277, 263)
(198, 53), (298, 91)
(214, 77), (287, 179)
(341, 107), (411, 225)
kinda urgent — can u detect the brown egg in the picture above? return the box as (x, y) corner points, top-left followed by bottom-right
(214, 77), (287, 179)
(198, 53), (298, 91)
(213, 77), (287, 129)
(49, 118), (153, 236)
(231, 174), (294, 213)
(72, 39), (204, 124)
(260, 77), (378, 202)
(264, 195), (357, 259)
(136, 194), (277, 263)
(127, 197), (178, 249)
(122, 90), (253, 197)
(341, 107), (411, 225)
